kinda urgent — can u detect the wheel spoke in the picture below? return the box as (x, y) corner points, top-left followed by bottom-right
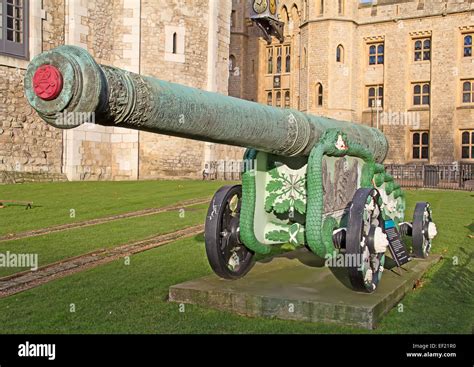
(205, 185), (255, 279)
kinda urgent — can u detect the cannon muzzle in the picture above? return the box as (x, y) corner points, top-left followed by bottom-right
(25, 46), (388, 161)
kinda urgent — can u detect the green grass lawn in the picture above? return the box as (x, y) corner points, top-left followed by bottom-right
(0, 204), (207, 278)
(0, 180), (230, 236)
(0, 186), (472, 334)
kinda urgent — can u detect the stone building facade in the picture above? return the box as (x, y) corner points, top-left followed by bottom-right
(230, 0), (474, 164)
(0, 0), (243, 182)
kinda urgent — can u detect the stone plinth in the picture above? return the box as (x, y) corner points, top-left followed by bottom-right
(169, 250), (441, 329)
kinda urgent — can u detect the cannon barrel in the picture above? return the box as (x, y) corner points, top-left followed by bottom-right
(24, 46), (388, 161)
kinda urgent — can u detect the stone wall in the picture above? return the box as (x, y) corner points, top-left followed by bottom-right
(0, 0), (64, 179)
(0, 67), (63, 175)
(232, 0), (474, 164)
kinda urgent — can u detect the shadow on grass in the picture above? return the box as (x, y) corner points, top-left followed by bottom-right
(379, 250), (474, 333)
(194, 233), (205, 243)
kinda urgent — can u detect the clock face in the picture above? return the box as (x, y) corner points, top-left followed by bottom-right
(253, 0), (268, 14)
(269, 0), (277, 15)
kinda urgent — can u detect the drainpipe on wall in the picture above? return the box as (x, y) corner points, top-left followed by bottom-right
(137, 0), (142, 180)
(204, 0), (220, 167)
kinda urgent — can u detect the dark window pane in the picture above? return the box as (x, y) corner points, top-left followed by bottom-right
(472, 146), (474, 159)
(377, 44), (384, 54)
(7, 16), (13, 29)
(369, 88), (375, 97)
(423, 84), (430, 94)
(276, 57), (281, 74)
(369, 56), (376, 65)
(462, 132), (470, 144)
(267, 93), (272, 106)
(318, 96), (323, 106)
(379, 87), (383, 95)
(413, 147), (420, 159)
(465, 35), (472, 46)
(423, 39), (431, 49)
(369, 45), (376, 54)
(285, 56), (291, 72)
(423, 51), (430, 60)
(463, 82), (471, 91)
(415, 40), (422, 50)
(413, 133), (420, 145)
(421, 147), (429, 159)
(7, 29), (13, 41)
(462, 146), (470, 159)
(422, 133), (429, 145)
(368, 98), (374, 108)
(377, 55), (384, 64)
(422, 95), (430, 105)
(464, 47), (472, 57)
(414, 96), (421, 105)
(414, 52), (421, 61)
(7, 4), (13, 17)
(472, 132), (474, 143)
(463, 93), (471, 103)
(318, 84), (323, 94)
(414, 85), (421, 94)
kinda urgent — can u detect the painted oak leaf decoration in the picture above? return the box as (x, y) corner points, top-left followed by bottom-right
(265, 165), (307, 215)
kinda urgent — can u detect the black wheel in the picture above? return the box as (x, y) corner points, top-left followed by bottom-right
(346, 188), (388, 293)
(204, 185), (255, 279)
(412, 202), (436, 258)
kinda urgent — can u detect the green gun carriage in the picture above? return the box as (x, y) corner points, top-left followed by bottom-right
(25, 46), (438, 293)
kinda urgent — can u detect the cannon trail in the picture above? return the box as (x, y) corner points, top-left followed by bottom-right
(0, 225), (204, 299)
(0, 197), (209, 243)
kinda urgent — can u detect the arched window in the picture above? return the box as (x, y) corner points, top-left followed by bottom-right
(369, 43), (384, 65)
(276, 48), (282, 74)
(412, 132), (429, 160)
(320, 0), (324, 15)
(285, 46), (291, 73)
(338, 0), (344, 15)
(276, 91), (282, 107)
(285, 91), (291, 108)
(414, 38), (431, 61)
(281, 5), (289, 22)
(229, 55), (236, 72)
(413, 83), (430, 105)
(336, 45), (344, 63)
(464, 35), (472, 57)
(267, 48), (273, 74)
(291, 5), (299, 26)
(267, 92), (273, 106)
(172, 32), (178, 54)
(463, 81), (473, 104)
(316, 83), (323, 107)
(461, 131), (474, 159)
(368, 85), (383, 108)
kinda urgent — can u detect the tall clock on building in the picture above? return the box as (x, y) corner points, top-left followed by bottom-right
(253, 0), (268, 14)
(269, 0), (277, 15)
